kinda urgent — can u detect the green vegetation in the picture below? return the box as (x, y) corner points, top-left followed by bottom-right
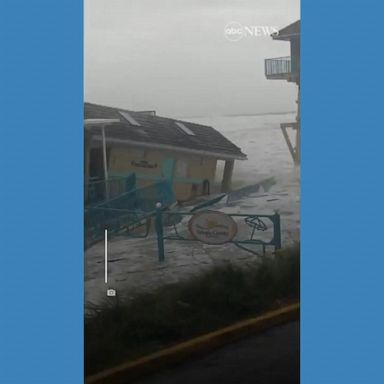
(85, 246), (299, 376)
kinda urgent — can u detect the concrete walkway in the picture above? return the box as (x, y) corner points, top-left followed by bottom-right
(85, 173), (299, 309)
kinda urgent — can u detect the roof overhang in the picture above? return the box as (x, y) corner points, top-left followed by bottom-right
(84, 118), (120, 127)
(91, 135), (247, 161)
(271, 20), (300, 41)
(272, 32), (299, 41)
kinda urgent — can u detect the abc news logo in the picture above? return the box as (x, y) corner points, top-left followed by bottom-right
(224, 22), (279, 42)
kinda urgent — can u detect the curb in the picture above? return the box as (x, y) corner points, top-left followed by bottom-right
(86, 302), (299, 384)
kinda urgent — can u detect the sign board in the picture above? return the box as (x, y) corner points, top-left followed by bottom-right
(131, 160), (158, 169)
(188, 210), (238, 245)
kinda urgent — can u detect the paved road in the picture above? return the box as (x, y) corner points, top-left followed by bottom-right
(135, 321), (300, 384)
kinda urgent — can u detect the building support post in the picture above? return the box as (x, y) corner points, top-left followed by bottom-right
(295, 85), (301, 165)
(295, 123), (300, 165)
(155, 203), (165, 262)
(101, 125), (109, 200)
(84, 130), (92, 203)
(221, 160), (235, 192)
(280, 124), (296, 163)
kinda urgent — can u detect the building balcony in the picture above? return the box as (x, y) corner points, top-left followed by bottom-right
(265, 56), (298, 82)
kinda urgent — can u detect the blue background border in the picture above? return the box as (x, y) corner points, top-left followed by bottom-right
(0, 1), (83, 383)
(1, 0), (384, 383)
(302, 0), (384, 382)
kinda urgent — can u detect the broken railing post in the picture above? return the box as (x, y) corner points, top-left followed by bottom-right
(273, 211), (282, 250)
(155, 202), (165, 262)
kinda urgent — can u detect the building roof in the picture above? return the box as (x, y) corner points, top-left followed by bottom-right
(85, 103), (247, 160)
(272, 20), (300, 41)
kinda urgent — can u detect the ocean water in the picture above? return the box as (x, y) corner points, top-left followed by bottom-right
(187, 112), (298, 184)
(188, 113), (300, 244)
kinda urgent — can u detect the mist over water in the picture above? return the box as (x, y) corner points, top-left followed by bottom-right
(85, 0), (300, 117)
(188, 112), (298, 184)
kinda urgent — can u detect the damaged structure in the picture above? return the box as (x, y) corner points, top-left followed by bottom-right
(84, 103), (247, 202)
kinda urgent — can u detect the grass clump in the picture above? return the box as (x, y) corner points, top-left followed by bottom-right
(85, 245), (299, 375)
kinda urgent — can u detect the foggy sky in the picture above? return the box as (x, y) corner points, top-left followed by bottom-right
(85, 0), (300, 117)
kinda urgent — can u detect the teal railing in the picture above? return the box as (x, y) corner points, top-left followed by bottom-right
(85, 179), (176, 248)
(86, 174), (136, 206)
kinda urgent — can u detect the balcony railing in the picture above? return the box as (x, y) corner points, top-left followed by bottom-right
(86, 174), (136, 206)
(265, 56), (292, 79)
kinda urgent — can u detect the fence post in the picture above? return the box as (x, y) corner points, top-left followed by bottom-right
(155, 202), (165, 262)
(273, 211), (282, 250)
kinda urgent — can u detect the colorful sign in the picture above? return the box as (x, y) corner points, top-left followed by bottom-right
(188, 210), (238, 245)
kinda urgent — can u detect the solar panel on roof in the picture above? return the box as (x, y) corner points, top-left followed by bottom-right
(175, 121), (196, 136)
(119, 111), (141, 126)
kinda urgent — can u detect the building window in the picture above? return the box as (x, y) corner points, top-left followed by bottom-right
(175, 122), (196, 136)
(119, 111), (141, 126)
(175, 159), (187, 177)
